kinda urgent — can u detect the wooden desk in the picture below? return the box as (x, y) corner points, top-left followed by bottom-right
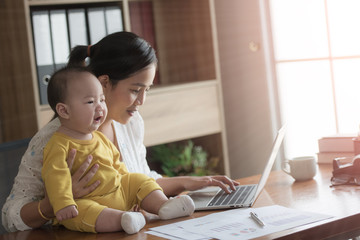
(1, 164), (360, 240)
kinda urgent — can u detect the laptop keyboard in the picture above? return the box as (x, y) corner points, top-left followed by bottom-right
(208, 185), (256, 206)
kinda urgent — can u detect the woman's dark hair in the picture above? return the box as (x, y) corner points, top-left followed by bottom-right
(47, 66), (93, 118)
(67, 31), (157, 86)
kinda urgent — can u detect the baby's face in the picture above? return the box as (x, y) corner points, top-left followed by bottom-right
(65, 72), (107, 134)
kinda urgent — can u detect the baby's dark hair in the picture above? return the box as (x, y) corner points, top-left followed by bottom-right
(47, 66), (93, 118)
(68, 31), (157, 86)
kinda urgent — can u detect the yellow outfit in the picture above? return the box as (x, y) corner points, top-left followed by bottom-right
(42, 131), (162, 233)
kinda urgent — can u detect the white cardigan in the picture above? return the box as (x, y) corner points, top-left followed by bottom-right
(1, 112), (161, 232)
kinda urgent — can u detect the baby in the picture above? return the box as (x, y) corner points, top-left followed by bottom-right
(42, 66), (194, 234)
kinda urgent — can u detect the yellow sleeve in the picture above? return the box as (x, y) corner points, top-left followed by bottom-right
(42, 135), (77, 215)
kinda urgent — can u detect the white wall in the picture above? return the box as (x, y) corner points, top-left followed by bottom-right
(215, 0), (278, 179)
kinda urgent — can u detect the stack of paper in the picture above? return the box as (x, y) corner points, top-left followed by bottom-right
(317, 134), (355, 163)
(147, 205), (333, 240)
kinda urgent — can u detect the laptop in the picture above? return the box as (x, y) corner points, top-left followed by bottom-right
(187, 125), (286, 211)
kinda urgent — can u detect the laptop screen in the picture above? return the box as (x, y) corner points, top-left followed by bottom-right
(251, 125), (286, 204)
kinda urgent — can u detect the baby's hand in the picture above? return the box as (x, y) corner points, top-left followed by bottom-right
(56, 205), (78, 222)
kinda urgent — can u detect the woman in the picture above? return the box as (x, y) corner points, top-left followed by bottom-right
(2, 31), (238, 232)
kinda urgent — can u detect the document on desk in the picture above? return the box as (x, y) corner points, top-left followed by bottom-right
(147, 205), (333, 240)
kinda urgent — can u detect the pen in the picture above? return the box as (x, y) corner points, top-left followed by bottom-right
(250, 211), (266, 227)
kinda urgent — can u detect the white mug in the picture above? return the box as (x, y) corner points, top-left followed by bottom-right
(282, 156), (317, 181)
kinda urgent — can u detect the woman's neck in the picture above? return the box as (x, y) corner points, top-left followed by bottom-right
(98, 119), (116, 145)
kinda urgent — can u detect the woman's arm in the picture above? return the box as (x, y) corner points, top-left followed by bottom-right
(20, 197), (54, 228)
(20, 150), (100, 229)
(2, 119), (101, 232)
(2, 120), (99, 232)
(2, 120), (59, 232)
(114, 114), (239, 197)
(157, 175), (239, 197)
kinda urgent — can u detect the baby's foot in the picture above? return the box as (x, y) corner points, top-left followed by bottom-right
(121, 212), (146, 234)
(158, 195), (195, 220)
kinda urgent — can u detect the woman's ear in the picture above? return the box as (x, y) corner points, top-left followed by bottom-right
(56, 103), (70, 119)
(98, 75), (111, 89)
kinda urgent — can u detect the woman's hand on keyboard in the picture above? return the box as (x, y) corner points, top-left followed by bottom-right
(183, 176), (240, 194)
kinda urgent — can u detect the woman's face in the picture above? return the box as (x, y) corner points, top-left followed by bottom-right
(104, 64), (156, 124)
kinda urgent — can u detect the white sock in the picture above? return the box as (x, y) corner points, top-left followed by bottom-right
(121, 212), (146, 234)
(158, 195), (195, 220)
